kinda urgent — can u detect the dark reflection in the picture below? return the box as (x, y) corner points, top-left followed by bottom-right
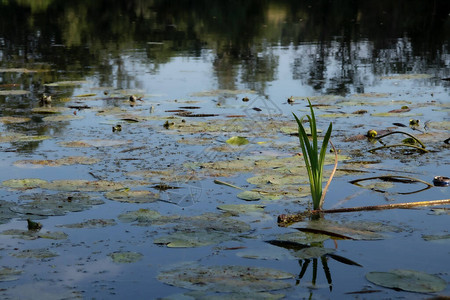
(0, 0), (449, 146)
(267, 239), (362, 293)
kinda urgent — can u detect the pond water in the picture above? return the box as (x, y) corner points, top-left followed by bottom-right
(0, 1), (449, 299)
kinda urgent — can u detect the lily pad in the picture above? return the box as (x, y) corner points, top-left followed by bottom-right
(0, 90), (30, 96)
(0, 133), (51, 143)
(1, 229), (67, 240)
(226, 136), (250, 146)
(59, 139), (132, 147)
(0, 267), (23, 282)
(44, 80), (88, 87)
(2, 178), (48, 189)
(291, 247), (335, 259)
(109, 251), (143, 263)
(13, 156), (100, 168)
(217, 204), (265, 215)
(57, 219), (117, 229)
(11, 248), (58, 259)
(31, 107), (69, 114)
(12, 192), (104, 217)
(154, 231), (230, 248)
(105, 190), (159, 203)
(297, 220), (390, 240)
(0, 116), (31, 124)
(237, 191), (261, 201)
(42, 115), (84, 122)
(117, 208), (162, 223)
(157, 263), (293, 292)
(275, 231), (329, 244)
(366, 269), (446, 293)
(42, 180), (125, 192)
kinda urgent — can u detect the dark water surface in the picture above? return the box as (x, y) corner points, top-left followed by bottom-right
(0, 1), (449, 299)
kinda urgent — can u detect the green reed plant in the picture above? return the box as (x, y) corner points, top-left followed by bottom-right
(293, 99), (334, 210)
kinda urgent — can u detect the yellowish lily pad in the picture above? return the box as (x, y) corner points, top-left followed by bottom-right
(109, 251), (143, 263)
(105, 190), (159, 203)
(0, 116), (31, 124)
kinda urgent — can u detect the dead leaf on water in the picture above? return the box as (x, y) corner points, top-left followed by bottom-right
(44, 80), (88, 87)
(42, 115), (84, 122)
(57, 219), (117, 229)
(0, 90), (30, 96)
(14, 156), (100, 168)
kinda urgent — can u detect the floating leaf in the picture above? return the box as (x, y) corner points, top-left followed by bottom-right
(422, 234), (450, 243)
(237, 191), (261, 201)
(42, 180), (125, 192)
(59, 139), (131, 147)
(105, 190), (159, 203)
(157, 263), (293, 292)
(44, 80), (88, 87)
(275, 231), (329, 244)
(42, 115), (84, 122)
(31, 107), (69, 114)
(154, 231), (230, 248)
(217, 204), (265, 215)
(226, 136), (250, 146)
(11, 192), (104, 217)
(371, 112), (422, 117)
(109, 251), (143, 263)
(426, 121), (450, 131)
(366, 269), (446, 293)
(0, 68), (42, 73)
(0, 90), (30, 95)
(58, 219), (116, 229)
(191, 89), (256, 97)
(297, 220), (390, 240)
(1, 229), (67, 240)
(0, 133), (51, 143)
(2, 178), (48, 189)
(380, 74), (432, 80)
(291, 247), (335, 259)
(14, 156), (99, 168)
(74, 93), (97, 97)
(0, 267), (23, 282)
(11, 248), (58, 259)
(0, 116), (31, 124)
(237, 247), (293, 260)
(117, 208), (162, 223)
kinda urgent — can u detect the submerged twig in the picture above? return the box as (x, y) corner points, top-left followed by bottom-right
(375, 131), (425, 148)
(213, 179), (244, 190)
(277, 199), (450, 226)
(368, 143), (428, 153)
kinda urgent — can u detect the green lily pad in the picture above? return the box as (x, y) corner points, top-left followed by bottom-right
(371, 112), (423, 117)
(0, 133), (51, 143)
(226, 136), (250, 146)
(0, 267), (23, 282)
(426, 121), (450, 131)
(1, 229), (67, 240)
(291, 247), (335, 259)
(59, 139), (132, 147)
(157, 263), (293, 292)
(117, 208), (162, 223)
(11, 192), (104, 217)
(31, 107), (69, 114)
(0, 90), (30, 95)
(380, 74), (432, 80)
(0, 116), (31, 124)
(422, 234), (450, 243)
(366, 269), (446, 293)
(298, 220), (389, 240)
(105, 190), (159, 203)
(42, 180), (125, 192)
(154, 230), (231, 248)
(109, 251), (143, 263)
(44, 80), (88, 87)
(57, 219), (117, 229)
(275, 231), (330, 244)
(11, 248), (58, 259)
(2, 178), (48, 189)
(237, 191), (261, 201)
(217, 204), (265, 215)
(42, 115), (84, 122)
(191, 89), (256, 97)
(162, 291), (284, 300)
(237, 247), (293, 261)
(14, 156), (100, 168)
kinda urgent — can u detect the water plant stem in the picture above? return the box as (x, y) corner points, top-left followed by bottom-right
(277, 199), (450, 226)
(293, 99), (333, 210)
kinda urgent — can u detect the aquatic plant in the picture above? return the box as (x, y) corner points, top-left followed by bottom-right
(293, 99), (334, 210)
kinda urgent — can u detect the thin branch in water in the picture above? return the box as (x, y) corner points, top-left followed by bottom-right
(277, 199), (450, 226)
